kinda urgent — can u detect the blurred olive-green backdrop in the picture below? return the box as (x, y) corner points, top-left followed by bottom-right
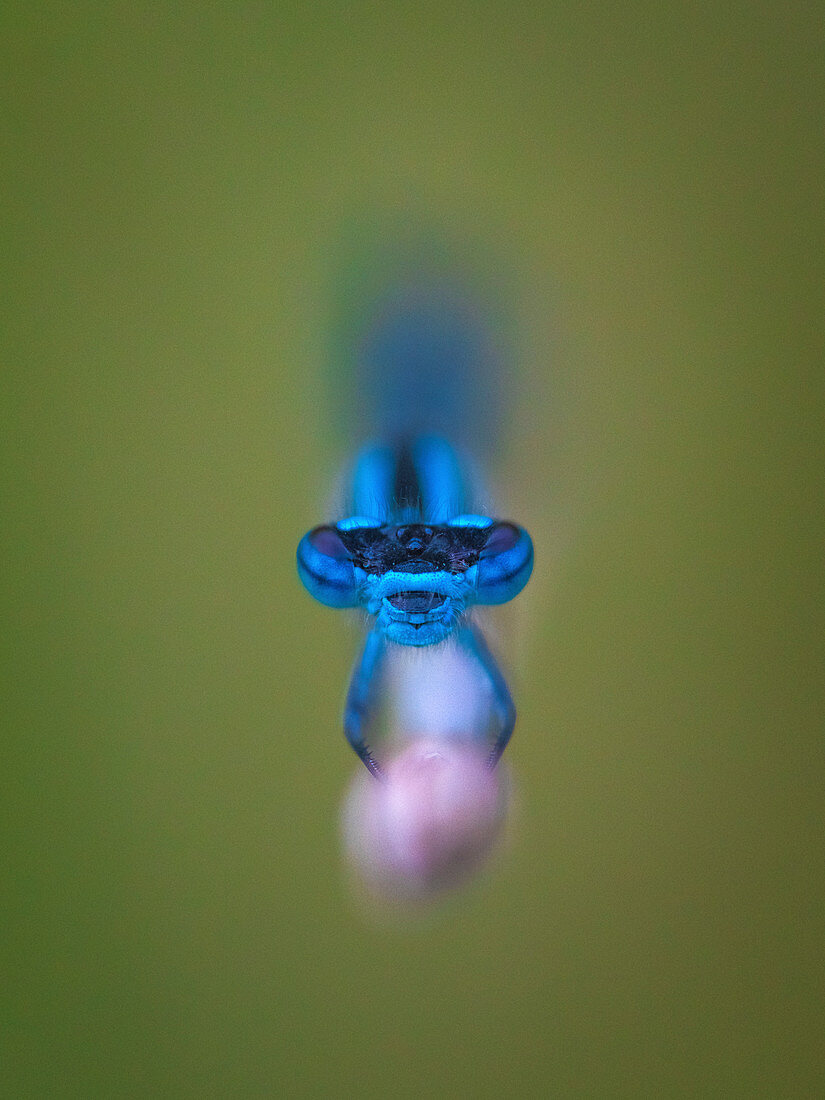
(3, 3), (823, 1096)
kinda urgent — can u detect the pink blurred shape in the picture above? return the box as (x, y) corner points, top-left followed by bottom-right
(341, 738), (509, 903)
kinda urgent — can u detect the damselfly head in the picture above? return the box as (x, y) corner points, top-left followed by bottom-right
(296, 515), (534, 642)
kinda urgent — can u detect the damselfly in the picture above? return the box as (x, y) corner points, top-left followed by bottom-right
(297, 267), (533, 777)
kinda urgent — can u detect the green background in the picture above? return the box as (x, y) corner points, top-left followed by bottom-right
(3, 3), (823, 1095)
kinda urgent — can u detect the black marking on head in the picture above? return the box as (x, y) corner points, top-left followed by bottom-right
(334, 522), (493, 576)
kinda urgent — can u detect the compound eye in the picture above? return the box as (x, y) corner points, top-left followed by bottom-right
(337, 515), (383, 532)
(309, 526), (350, 558)
(447, 513), (494, 529)
(475, 523), (534, 605)
(481, 523), (522, 556)
(296, 525), (359, 608)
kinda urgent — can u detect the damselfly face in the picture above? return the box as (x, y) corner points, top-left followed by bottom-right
(297, 515), (533, 646)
